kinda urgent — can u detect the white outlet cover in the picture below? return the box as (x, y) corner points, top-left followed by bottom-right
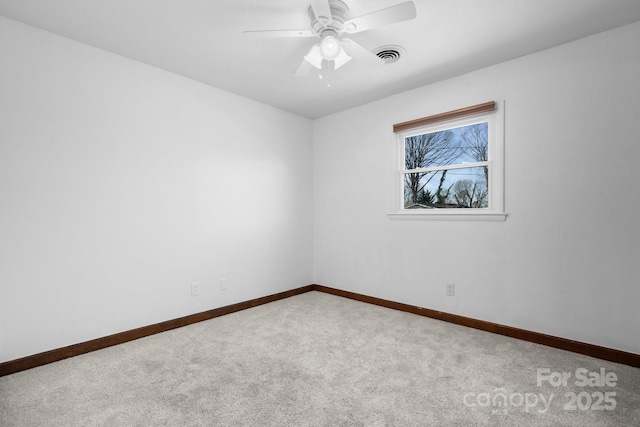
(191, 282), (200, 296)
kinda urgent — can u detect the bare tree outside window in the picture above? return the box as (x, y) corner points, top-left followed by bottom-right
(461, 123), (489, 187)
(403, 122), (489, 209)
(404, 130), (458, 205)
(450, 178), (488, 208)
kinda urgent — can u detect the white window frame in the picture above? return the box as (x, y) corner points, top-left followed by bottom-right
(389, 100), (506, 221)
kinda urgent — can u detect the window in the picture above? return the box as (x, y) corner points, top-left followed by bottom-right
(390, 101), (506, 221)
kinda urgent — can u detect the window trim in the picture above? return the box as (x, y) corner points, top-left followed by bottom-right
(389, 100), (507, 221)
(393, 101), (496, 133)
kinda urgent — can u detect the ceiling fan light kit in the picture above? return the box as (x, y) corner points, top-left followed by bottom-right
(303, 45), (324, 69)
(320, 35), (341, 60)
(244, 0), (416, 76)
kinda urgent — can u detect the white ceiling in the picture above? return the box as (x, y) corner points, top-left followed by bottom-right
(1, 0), (640, 118)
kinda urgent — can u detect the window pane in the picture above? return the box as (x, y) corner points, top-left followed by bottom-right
(404, 166), (488, 209)
(404, 122), (488, 170)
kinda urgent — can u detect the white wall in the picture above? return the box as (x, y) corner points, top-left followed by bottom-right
(0, 16), (313, 363)
(2, 14), (638, 365)
(313, 21), (640, 354)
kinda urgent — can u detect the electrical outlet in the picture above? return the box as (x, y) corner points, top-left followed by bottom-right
(191, 282), (200, 297)
(446, 283), (455, 296)
(220, 277), (228, 291)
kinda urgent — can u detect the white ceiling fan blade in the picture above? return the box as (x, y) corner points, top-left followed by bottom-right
(343, 1), (416, 34)
(310, 0), (333, 26)
(243, 29), (315, 38)
(341, 38), (380, 66)
(295, 58), (314, 77)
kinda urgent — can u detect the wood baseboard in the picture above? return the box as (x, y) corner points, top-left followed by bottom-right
(0, 285), (314, 377)
(312, 284), (640, 368)
(2, 283), (637, 377)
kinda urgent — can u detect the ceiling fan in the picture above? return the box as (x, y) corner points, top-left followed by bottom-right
(243, 0), (417, 76)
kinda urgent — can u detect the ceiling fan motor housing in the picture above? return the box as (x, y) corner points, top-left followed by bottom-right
(310, 0), (349, 38)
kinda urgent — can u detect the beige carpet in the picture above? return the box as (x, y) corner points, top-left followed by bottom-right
(1, 291), (639, 426)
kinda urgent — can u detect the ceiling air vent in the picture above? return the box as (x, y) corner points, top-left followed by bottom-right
(374, 45), (405, 64)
